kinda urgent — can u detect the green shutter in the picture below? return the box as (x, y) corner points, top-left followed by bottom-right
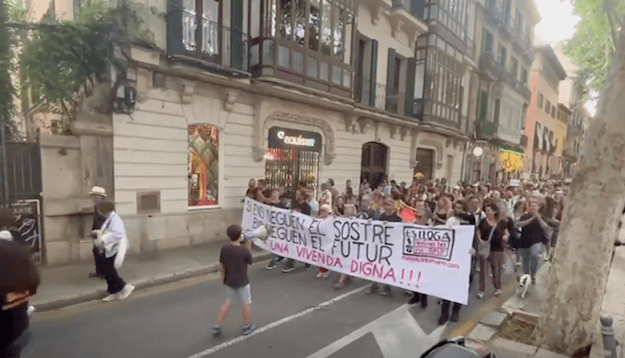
(369, 40), (379, 107)
(231, 0), (245, 70)
(405, 57), (416, 117)
(386, 48), (397, 110)
(478, 91), (489, 122)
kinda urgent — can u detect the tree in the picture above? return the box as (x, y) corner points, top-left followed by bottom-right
(0, 0), (13, 127)
(535, 3), (625, 355)
(6, 0), (145, 133)
(562, 0), (624, 98)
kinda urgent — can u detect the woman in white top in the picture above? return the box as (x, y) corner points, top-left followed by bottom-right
(94, 201), (134, 302)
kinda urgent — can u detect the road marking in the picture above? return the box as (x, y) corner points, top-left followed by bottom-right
(186, 285), (367, 358)
(307, 304), (446, 358)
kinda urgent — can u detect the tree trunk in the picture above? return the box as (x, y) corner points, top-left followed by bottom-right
(535, 28), (625, 355)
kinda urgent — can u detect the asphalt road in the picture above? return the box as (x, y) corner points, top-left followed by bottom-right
(22, 260), (519, 358)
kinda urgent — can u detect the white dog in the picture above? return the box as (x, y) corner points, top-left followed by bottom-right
(517, 274), (531, 298)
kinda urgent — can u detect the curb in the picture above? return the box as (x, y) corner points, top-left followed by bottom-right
(34, 252), (271, 312)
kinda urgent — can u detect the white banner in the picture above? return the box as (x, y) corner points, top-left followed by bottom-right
(242, 198), (474, 304)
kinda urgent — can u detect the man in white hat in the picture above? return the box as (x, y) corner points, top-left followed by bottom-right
(89, 186), (108, 279)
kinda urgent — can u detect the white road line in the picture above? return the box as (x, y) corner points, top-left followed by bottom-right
(186, 285), (367, 358)
(306, 305), (446, 358)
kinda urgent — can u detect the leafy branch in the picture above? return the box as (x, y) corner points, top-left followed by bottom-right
(564, 0), (625, 95)
(8, 0), (144, 130)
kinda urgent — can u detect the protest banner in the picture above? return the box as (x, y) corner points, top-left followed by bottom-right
(242, 198), (475, 304)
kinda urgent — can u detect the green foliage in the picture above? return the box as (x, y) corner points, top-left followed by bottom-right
(0, 0), (14, 126)
(7, 0), (28, 22)
(563, 0), (625, 95)
(18, 0), (143, 121)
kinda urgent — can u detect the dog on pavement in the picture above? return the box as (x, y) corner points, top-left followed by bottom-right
(517, 274), (531, 298)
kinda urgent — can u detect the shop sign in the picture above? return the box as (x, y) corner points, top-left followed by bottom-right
(268, 127), (322, 152)
(499, 148), (523, 173)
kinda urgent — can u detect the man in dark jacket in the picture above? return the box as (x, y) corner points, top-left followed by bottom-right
(89, 186), (108, 279)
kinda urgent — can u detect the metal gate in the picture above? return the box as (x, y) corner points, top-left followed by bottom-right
(264, 148), (320, 201)
(0, 124), (44, 264)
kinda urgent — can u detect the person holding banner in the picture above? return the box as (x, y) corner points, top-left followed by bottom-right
(334, 204), (357, 290)
(316, 205), (333, 279)
(435, 200), (473, 324)
(477, 203), (510, 299)
(366, 199), (401, 296)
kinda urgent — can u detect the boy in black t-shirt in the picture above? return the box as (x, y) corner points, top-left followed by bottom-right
(212, 225), (255, 337)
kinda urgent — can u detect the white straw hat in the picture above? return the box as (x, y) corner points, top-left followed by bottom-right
(89, 186), (107, 197)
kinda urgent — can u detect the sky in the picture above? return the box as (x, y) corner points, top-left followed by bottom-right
(533, 0), (599, 115)
(534, 0), (581, 46)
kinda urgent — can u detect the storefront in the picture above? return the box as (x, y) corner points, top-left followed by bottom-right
(498, 148), (524, 181)
(265, 127), (322, 198)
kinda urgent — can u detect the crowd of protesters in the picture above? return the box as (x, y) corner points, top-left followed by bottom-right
(246, 174), (567, 325)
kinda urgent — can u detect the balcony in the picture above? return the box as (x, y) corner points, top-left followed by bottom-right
(167, 8), (249, 73)
(391, 0), (428, 36)
(522, 85), (531, 101)
(505, 74), (532, 102)
(484, 0), (504, 24)
(479, 52), (505, 80)
(476, 119), (498, 140)
(465, 39), (476, 62)
(520, 134), (528, 147)
(355, 79), (407, 116)
(501, 16), (516, 40)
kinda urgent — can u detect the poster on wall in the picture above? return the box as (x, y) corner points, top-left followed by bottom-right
(0, 199), (43, 265)
(188, 124), (219, 207)
(242, 198), (474, 304)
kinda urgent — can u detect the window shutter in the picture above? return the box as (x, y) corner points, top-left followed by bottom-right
(231, 0), (245, 70)
(386, 48), (397, 110)
(369, 40), (379, 107)
(167, 0), (185, 55)
(405, 57), (416, 117)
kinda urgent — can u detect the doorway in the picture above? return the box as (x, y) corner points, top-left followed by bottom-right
(360, 142), (388, 189)
(414, 148), (435, 180)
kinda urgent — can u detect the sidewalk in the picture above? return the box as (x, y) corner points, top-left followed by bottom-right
(589, 243), (625, 358)
(32, 243), (270, 311)
(468, 261), (568, 358)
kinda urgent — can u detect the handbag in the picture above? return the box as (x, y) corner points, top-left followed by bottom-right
(479, 224), (496, 257)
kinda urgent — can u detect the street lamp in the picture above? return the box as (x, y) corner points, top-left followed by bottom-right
(473, 146), (484, 157)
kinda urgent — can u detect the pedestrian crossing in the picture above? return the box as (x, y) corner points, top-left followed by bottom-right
(307, 304), (446, 358)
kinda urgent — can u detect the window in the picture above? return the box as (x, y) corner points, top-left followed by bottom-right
(511, 57), (519, 79)
(416, 34), (464, 126)
(498, 45), (507, 68)
(169, 0), (224, 62)
(521, 68), (528, 86)
(537, 93), (544, 109)
(188, 124), (219, 207)
(545, 100), (551, 115)
(493, 99), (501, 125)
(478, 90), (489, 122)
(483, 29), (494, 54)
(551, 106), (556, 118)
(250, 0), (355, 91)
(423, 0), (467, 41)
